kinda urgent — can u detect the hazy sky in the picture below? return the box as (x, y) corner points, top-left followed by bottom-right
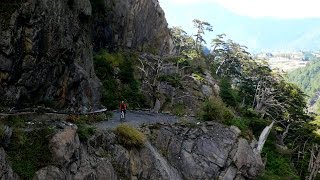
(158, 0), (320, 52)
(161, 0), (320, 19)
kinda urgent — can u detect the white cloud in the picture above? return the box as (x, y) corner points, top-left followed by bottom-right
(164, 0), (320, 19)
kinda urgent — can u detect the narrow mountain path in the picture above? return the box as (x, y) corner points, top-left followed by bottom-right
(95, 110), (193, 129)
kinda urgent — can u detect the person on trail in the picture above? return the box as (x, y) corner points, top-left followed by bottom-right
(119, 101), (127, 116)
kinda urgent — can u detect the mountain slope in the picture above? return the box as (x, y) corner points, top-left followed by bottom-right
(287, 59), (320, 110)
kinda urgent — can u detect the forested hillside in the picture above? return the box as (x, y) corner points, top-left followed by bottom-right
(287, 58), (320, 111)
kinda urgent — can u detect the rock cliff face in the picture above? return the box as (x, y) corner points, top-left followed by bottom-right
(0, 121), (263, 180)
(92, 0), (173, 54)
(0, 0), (172, 111)
(0, 147), (19, 180)
(0, 0), (100, 112)
(149, 123), (264, 179)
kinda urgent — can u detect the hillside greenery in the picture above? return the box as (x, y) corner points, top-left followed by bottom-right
(93, 50), (147, 110)
(287, 59), (320, 112)
(169, 23), (320, 179)
(86, 19), (320, 179)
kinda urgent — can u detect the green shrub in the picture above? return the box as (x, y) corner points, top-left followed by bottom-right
(172, 103), (187, 116)
(6, 116), (27, 128)
(226, 117), (254, 138)
(200, 97), (234, 122)
(115, 124), (146, 148)
(94, 51), (119, 109)
(66, 115), (97, 142)
(7, 127), (54, 179)
(93, 50), (147, 110)
(226, 117), (249, 131)
(77, 124), (96, 142)
(219, 78), (238, 107)
(158, 74), (182, 88)
(258, 136), (299, 180)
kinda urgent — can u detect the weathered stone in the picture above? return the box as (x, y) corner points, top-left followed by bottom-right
(49, 125), (80, 165)
(0, 148), (19, 180)
(0, 125), (12, 148)
(150, 124), (264, 180)
(230, 125), (241, 137)
(220, 166), (237, 180)
(233, 138), (264, 178)
(0, 120), (264, 180)
(0, 0), (102, 112)
(73, 147), (117, 180)
(201, 85), (213, 97)
(33, 166), (65, 180)
(0, 55), (12, 72)
(93, 0), (173, 54)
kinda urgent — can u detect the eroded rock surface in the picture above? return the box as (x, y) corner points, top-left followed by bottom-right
(1, 120), (263, 180)
(0, 0), (173, 112)
(0, 148), (19, 180)
(149, 122), (264, 180)
(92, 0), (173, 54)
(35, 122), (117, 180)
(0, 0), (101, 112)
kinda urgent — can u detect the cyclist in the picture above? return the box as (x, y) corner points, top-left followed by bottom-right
(119, 101), (127, 118)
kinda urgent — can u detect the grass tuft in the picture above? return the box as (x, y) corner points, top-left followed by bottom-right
(115, 124), (146, 148)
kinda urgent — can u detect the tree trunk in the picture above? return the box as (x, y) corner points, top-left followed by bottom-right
(255, 121), (275, 154)
(308, 144), (320, 180)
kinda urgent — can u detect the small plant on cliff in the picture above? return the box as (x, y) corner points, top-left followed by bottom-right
(6, 116), (27, 128)
(7, 127), (54, 179)
(172, 103), (187, 116)
(115, 124), (146, 148)
(66, 115), (97, 142)
(77, 124), (96, 142)
(200, 96), (234, 122)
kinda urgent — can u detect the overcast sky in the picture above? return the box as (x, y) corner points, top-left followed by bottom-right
(160, 0), (320, 19)
(158, 0), (320, 52)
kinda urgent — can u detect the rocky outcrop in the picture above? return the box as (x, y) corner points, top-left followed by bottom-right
(92, 0), (173, 54)
(87, 122), (263, 180)
(0, 125), (12, 148)
(0, 0), (101, 112)
(149, 122), (264, 179)
(0, 120), (263, 179)
(34, 122), (117, 180)
(0, 147), (19, 180)
(49, 125), (80, 165)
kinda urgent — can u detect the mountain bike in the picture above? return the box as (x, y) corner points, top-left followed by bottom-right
(120, 110), (125, 121)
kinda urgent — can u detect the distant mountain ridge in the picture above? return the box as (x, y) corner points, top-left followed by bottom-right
(280, 27), (320, 51)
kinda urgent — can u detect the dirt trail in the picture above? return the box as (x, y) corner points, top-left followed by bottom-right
(95, 110), (191, 129)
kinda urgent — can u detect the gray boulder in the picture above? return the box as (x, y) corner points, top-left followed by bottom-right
(33, 166), (65, 180)
(0, 148), (19, 180)
(0, 125), (12, 148)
